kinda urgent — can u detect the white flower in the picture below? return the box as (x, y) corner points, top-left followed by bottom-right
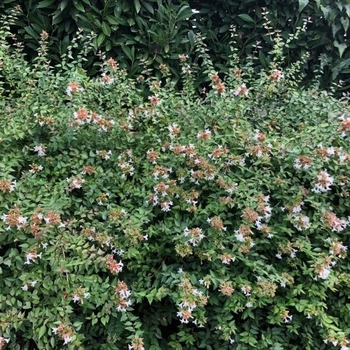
(33, 145), (46, 156)
(0, 337), (10, 346)
(63, 336), (72, 344)
(319, 267), (331, 279)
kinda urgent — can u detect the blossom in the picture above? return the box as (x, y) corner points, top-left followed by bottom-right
(339, 114), (350, 133)
(220, 253), (235, 264)
(0, 179), (16, 192)
(322, 211), (348, 233)
(67, 176), (85, 190)
(311, 169), (334, 193)
(270, 69), (284, 82)
(29, 164), (43, 173)
(66, 81), (83, 96)
(33, 145), (46, 156)
(128, 336), (145, 350)
(51, 324), (73, 345)
(177, 308), (193, 323)
(181, 65), (192, 75)
(101, 72), (114, 85)
(232, 83), (248, 97)
(241, 285), (251, 296)
(106, 58), (118, 69)
(178, 54), (188, 62)
(292, 214), (311, 231)
(219, 281), (234, 296)
(184, 227), (205, 246)
(106, 255), (123, 274)
(318, 266), (331, 279)
(281, 310), (293, 323)
(197, 129), (211, 140)
(24, 251), (42, 265)
(63, 336), (72, 345)
(294, 156), (313, 170)
(148, 94), (161, 106)
(0, 337), (10, 348)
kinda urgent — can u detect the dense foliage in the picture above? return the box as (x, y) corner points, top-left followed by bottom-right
(1, 8), (350, 350)
(0, 0), (349, 91)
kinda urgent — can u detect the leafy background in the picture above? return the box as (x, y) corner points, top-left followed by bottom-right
(1, 0), (349, 91)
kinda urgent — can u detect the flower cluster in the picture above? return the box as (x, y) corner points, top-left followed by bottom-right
(210, 72), (226, 94)
(1, 206), (27, 230)
(71, 107), (115, 131)
(128, 336), (145, 350)
(232, 83), (248, 97)
(24, 250), (42, 265)
(183, 227), (205, 246)
(72, 287), (90, 304)
(322, 211), (348, 233)
(118, 149), (135, 178)
(0, 179), (16, 193)
(338, 114), (350, 137)
(312, 169), (334, 193)
(22, 280), (38, 291)
(176, 277), (208, 326)
(67, 175), (85, 190)
(52, 324), (74, 345)
(270, 69), (284, 82)
(115, 281), (132, 312)
(96, 149), (112, 160)
(66, 81), (83, 96)
(106, 255), (123, 274)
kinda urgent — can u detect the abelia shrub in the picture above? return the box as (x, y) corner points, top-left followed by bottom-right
(1, 12), (350, 350)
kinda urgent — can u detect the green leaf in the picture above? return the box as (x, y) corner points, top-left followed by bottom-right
(298, 0), (309, 12)
(259, 51), (269, 68)
(219, 24), (230, 33)
(143, 1), (154, 14)
(60, 0), (69, 11)
(105, 15), (119, 26)
(121, 45), (134, 61)
(37, 0), (56, 8)
(134, 0), (141, 13)
(96, 32), (105, 48)
(177, 6), (193, 22)
(38, 325), (46, 340)
(188, 30), (195, 46)
(334, 40), (347, 57)
(101, 22), (111, 37)
(340, 16), (349, 32)
(73, 0), (85, 12)
(23, 26), (38, 39)
(237, 14), (255, 24)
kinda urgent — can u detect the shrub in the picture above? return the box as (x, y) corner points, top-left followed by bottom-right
(1, 10), (350, 350)
(1, 0), (350, 92)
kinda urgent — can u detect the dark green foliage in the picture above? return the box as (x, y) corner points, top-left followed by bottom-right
(1, 0), (349, 91)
